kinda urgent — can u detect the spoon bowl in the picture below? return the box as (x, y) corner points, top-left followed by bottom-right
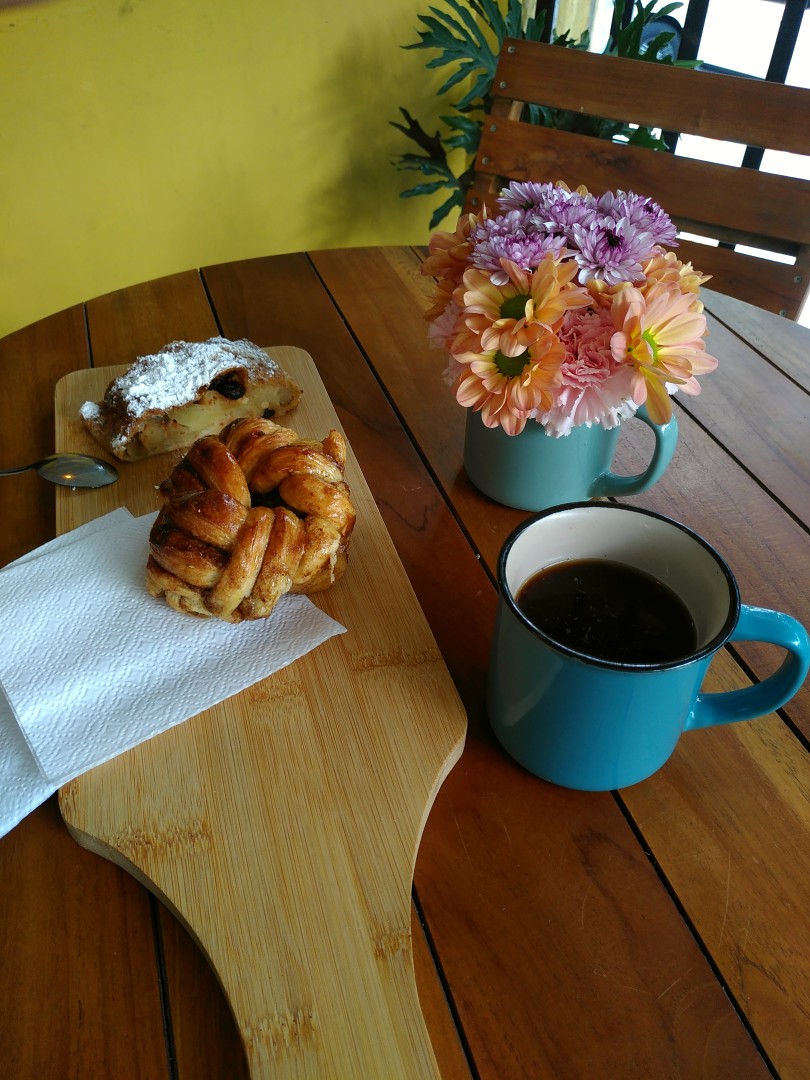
(0, 453), (119, 488)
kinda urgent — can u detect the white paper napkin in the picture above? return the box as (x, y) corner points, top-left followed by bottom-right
(0, 509), (345, 838)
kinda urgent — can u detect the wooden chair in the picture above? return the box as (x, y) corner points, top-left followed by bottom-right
(464, 38), (810, 318)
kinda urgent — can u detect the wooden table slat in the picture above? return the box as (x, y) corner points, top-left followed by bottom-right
(0, 302), (176, 1080)
(2, 246), (808, 1079)
(308, 245), (810, 1078)
(702, 288), (810, 392)
(207, 249), (778, 1078)
(675, 312), (810, 524)
(83, 267), (252, 1077)
(0, 304), (90, 566)
(84, 268), (221, 363)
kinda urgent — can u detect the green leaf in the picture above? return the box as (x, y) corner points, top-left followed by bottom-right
(626, 125), (669, 151)
(472, 0), (507, 40)
(502, 0), (526, 39)
(390, 0), (688, 229)
(640, 31), (677, 62)
(429, 189), (465, 230)
(400, 178), (456, 197)
(442, 112), (483, 152)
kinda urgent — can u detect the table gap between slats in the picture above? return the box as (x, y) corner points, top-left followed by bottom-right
(206, 250), (781, 1078)
(306, 244), (810, 1079)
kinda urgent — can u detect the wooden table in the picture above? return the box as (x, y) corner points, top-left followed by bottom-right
(1, 248), (808, 1079)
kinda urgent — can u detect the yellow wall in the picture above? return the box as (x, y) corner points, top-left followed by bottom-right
(0, 0), (454, 338)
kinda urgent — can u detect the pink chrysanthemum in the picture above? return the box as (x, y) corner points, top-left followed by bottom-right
(610, 282), (718, 424)
(422, 213), (477, 285)
(428, 298), (463, 353)
(454, 331), (566, 436)
(456, 254), (590, 359)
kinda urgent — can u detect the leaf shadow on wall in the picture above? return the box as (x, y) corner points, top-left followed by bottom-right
(298, 30), (448, 250)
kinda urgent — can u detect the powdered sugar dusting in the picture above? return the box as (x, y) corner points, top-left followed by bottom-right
(92, 337), (281, 419)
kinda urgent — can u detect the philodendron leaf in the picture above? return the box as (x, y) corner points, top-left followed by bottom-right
(391, 0), (688, 230)
(400, 178), (455, 197)
(429, 189), (465, 229)
(443, 112), (483, 153)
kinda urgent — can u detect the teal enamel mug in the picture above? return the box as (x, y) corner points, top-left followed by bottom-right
(488, 503), (810, 791)
(463, 406), (677, 511)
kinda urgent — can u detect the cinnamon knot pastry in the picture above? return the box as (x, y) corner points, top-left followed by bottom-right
(146, 417), (356, 622)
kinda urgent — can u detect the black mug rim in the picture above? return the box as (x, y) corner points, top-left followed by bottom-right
(498, 502), (741, 671)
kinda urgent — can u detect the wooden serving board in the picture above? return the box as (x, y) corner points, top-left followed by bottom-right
(53, 348), (467, 1079)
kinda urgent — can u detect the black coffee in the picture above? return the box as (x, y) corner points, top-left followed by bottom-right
(516, 558), (698, 664)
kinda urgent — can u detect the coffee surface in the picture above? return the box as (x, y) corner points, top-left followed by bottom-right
(516, 558), (697, 664)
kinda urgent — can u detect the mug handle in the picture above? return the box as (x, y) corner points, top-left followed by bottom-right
(687, 605), (810, 730)
(591, 405), (678, 498)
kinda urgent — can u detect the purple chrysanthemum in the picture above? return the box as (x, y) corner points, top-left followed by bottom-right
(529, 196), (598, 240)
(597, 190), (679, 249)
(470, 208), (534, 242)
(570, 217), (656, 285)
(470, 210), (568, 281)
(496, 181), (564, 213)
(474, 182), (678, 287)
(471, 233), (568, 283)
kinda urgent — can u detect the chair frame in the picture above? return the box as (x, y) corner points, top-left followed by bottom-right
(464, 39), (810, 318)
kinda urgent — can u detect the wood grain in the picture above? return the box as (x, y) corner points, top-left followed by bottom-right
(702, 289), (810, 393)
(209, 250), (774, 1078)
(85, 269), (221, 360)
(624, 654), (810, 1079)
(309, 245), (810, 1077)
(0, 302), (173, 1080)
(493, 40), (810, 154)
(0, 800), (171, 1080)
(0, 304), (90, 566)
(6, 246), (804, 1079)
(677, 314), (810, 523)
(54, 349), (467, 1079)
(466, 38), (810, 318)
(84, 266), (250, 1074)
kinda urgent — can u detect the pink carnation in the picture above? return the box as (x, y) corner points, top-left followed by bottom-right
(428, 299), (462, 353)
(536, 307), (637, 437)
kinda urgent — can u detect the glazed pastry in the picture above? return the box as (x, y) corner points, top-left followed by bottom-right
(146, 417), (356, 622)
(80, 337), (301, 460)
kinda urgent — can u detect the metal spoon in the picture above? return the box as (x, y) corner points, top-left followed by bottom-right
(0, 452), (119, 488)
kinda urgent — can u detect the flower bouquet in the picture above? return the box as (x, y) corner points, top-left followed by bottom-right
(422, 181), (717, 438)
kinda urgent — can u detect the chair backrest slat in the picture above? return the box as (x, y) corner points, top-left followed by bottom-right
(465, 38), (810, 318)
(496, 42), (810, 153)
